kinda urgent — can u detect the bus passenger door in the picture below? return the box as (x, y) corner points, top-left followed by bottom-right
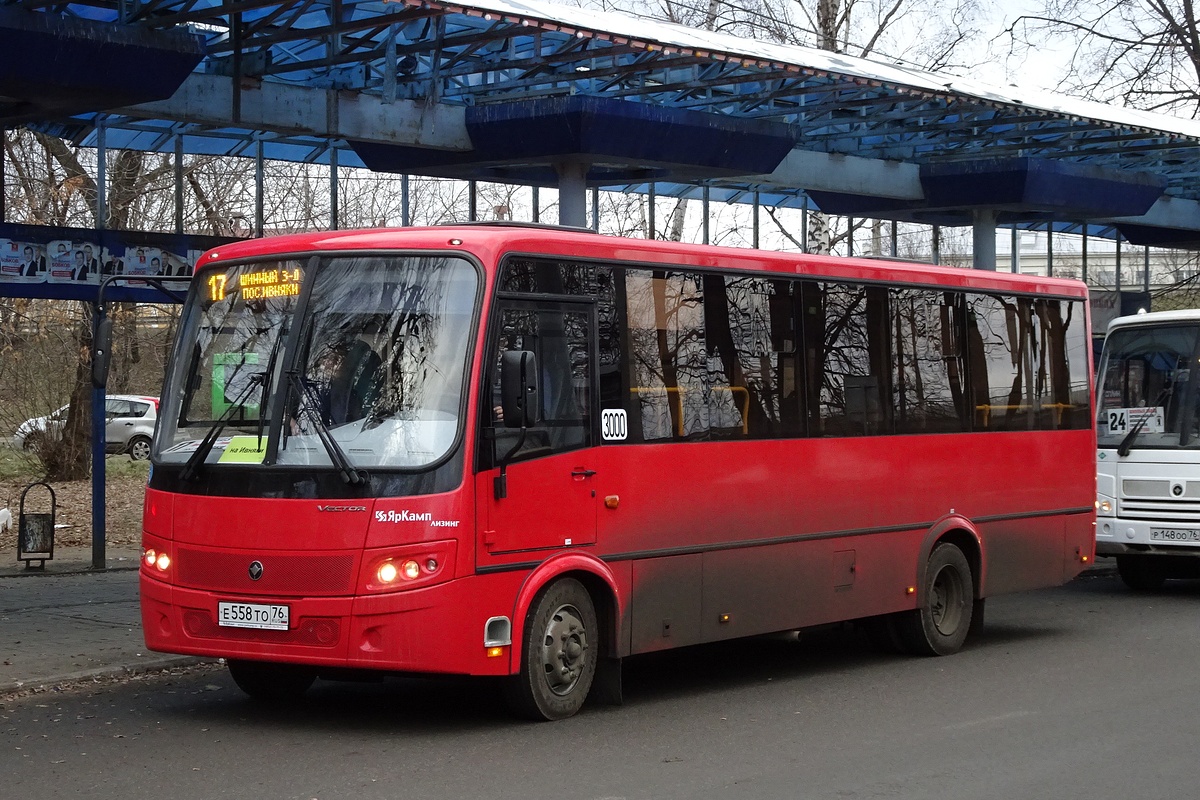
(477, 302), (598, 558)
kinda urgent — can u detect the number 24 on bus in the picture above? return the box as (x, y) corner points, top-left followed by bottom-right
(133, 225), (1096, 721)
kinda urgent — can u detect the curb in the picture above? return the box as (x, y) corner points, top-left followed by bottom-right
(0, 564), (140, 579)
(0, 655), (212, 698)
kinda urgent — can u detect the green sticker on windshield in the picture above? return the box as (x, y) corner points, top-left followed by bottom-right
(217, 435), (268, 464)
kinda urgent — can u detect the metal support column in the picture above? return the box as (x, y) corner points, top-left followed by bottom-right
(174, 135), (185, 235)
(254, 139), (264, 237)
(1046, 222), (1053, 277)
(931, 225), (940, 265)
(591, 187), (600, 231)
(329, 148), (339, 230)
(647, 183), (655, 239)
(1081, 226), (1088, 284)
(971, 209), (998, 270)
(1115, 236), (1122, 293)
(1011, 225), (1018, 273)
(556, 161), (587, 228)
(702, 187), (710, 245)
(1145, 245), (1151, 292)
(846, 217), (854, 257)
(95, 118), (107, 229)
(402, 175), (410, 226)
(531, 186), (539, 224)
(890, 220), (898, 258)
(752, 192), (760, 249)
(468, 180), (477, 222)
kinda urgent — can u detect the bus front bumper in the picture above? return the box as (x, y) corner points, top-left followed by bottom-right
(140, 572), (521, 677)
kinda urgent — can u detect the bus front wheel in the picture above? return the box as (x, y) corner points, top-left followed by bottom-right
(504, 577), (598, 721)
(1117, 555), (1167, 591)
(896, 542), (974, 656)
(228, 659), (316, 702)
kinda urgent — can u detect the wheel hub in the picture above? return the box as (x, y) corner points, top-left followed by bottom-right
(540, 603), (589, 696)
(930, 565), (965, 635)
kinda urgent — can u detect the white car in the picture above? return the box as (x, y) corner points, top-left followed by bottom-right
(14, 395), (160, 460)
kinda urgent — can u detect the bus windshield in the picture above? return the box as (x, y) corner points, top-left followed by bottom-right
(156, 253), (479, 470)
(1096, 323), (1200, 450)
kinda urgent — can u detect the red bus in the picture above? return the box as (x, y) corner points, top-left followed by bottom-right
(139, 224), (1096, 720)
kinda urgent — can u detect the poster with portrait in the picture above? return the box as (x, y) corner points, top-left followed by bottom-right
(0, 239), (45, 283)
(47, 240), (76, 282)
(123, 245), (162, 278)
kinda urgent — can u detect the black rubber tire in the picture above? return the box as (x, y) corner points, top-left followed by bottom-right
(1117, 555), (1167, 591)
(127, 435), (152, 461)
(967, 598), (986, 641)
(228, 660), (316, 702)
(895, 542), (974, 656)
(504, 577), (598, 721)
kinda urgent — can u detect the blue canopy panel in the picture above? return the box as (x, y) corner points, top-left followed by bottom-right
(0, 8), (204, 125)
(1117, 224), (1200, 249)
(807, 158), (1166, 226)
(350, 96), (794, 185)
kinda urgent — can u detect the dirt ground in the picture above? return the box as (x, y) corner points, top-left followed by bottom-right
(0, 467), (146, 551)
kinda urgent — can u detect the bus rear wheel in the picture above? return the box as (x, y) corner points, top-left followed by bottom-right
(1117, 555), (1167, 591)
(896, 542), (974, 656)
(504, 577), (598, 721)
(228, 659), (316, 702)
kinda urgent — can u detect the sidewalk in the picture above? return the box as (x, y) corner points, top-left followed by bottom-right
(0, 546), (204, 696)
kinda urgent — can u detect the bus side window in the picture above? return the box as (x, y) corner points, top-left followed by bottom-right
(490, 305), (592, 463)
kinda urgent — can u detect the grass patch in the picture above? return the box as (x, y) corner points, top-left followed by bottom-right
(0, 445), (150, 482)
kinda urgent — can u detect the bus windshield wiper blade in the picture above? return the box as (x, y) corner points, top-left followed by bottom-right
(255, 333), (286, 446)
(1117, 383), (1175, 457)
(287, 372), (368, 486)
(180, 372), (265, 481)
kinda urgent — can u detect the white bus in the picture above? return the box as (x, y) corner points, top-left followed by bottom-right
(1096, 309), (1200, 589)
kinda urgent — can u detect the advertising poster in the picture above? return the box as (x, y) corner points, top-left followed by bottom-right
(0, 239), (46, 283)
(47, 240), (75, 282)
(0, 224), (237, 300)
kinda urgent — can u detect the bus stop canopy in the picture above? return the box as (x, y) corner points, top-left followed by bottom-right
(7, 0), (1200, 244)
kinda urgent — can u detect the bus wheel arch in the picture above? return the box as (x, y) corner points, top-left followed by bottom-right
(506, 556), (622, 720)
(900, 524), (984, 656)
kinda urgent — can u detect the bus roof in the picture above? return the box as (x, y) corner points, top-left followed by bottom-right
(1106, 309), (1200, 335)
(199, 224), (1088, 299)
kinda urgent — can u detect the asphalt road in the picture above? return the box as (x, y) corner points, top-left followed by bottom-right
(1, 571), (1196, 800)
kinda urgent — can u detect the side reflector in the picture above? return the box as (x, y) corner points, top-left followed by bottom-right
(604, 495), (620, 509)
(906, 586), (916, 595)
(486, 646), (506, 658)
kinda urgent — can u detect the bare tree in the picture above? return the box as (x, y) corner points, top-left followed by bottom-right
(1006, 0), (1200, 117)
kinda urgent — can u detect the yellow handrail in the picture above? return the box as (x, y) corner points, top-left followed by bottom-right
(631, 385), (750, 436)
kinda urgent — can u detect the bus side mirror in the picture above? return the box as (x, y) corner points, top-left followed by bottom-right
(500, 350), (539, 429)
(91, 316), (113, 388)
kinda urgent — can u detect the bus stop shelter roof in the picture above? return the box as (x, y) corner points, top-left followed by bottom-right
(12, 0), (1200, 242)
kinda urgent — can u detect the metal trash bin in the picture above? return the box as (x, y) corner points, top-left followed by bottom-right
(17, 482), (55, 570)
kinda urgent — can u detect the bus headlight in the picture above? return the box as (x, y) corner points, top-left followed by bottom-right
(360, 541), (457, 594)
(1096, 497), (1114, 516)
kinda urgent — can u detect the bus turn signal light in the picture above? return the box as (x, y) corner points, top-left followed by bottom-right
(486, 646), (506, 658)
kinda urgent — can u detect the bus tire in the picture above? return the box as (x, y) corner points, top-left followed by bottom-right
(1117, 555), (1167, 591)
(228, 659), (316, 702)
(504, 577), (598, 721)
(896, 542), (974, 656)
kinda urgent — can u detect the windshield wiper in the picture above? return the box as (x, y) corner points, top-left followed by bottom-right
(255, 332), (286, 447)
(180, 372), (265, 481)
(1117, 383), (1175, 457)
(287, 372), (368, 486)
